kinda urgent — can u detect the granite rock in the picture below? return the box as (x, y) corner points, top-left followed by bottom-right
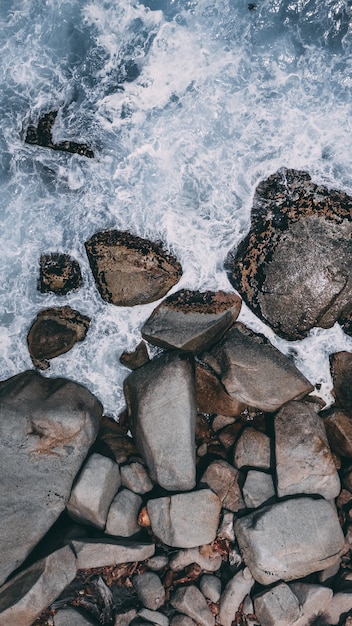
(289, 583), (333, 626)
(323, 593), (352, 625)
(200, 574), (222, 603)
(53, 608), (96, 625)
(120, 341), (150, 370)
(195, 363), (245, 416)
(330, 351), (352, 411)
(25, 110), (94, 157)
(138, 608), (169, 626)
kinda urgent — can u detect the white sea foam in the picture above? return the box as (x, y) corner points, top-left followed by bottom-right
(1, 0), (352, 415)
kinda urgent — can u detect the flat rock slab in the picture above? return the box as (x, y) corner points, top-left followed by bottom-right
(147, 489), (222, 548)
(0, 370), (102, 586)
(202, 323), (313, 412)
(141, 289), (241, 353)
(0, 546), (77, 626)
(234, 497), (345, 585)
(85, 230), (182, 306)
(171, 585), (214, 626)
(226, 168), (352, 340)
(201, 459), (245, 512)
(71, 539), (155, 569)
(38, 253), (83, 295)
(275, 401), (341, 499)
(124, 351), (196, 491)
(27, 306), (90, 370)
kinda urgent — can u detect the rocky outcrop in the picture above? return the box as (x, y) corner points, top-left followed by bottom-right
(226, 168), (352, 340)
(25, 110), (94, 157)
(27, 306), (90, 370)
(85, 230), (182, 306)
(0, 370), (101, 586)
(38, 253), (83, 295)
(141, 289), (241, 353)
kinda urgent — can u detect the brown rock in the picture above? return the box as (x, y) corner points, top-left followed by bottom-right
(218, 422), (243, 450)
(95, 415), (139, 463)
(196, 363), (245, 416)
(195, 414), (213, 445)
(85, 230), (182, 306)
(324, 410), (352, 457)
(38, 253), (82, 295)
(234, 427), (272, 470)
(201, 459), (245, 512)
(27, 306), (90, 370)
(330, 352), (352, 411)
(25, 110), (94, 157)
(120, 341), (150, 370)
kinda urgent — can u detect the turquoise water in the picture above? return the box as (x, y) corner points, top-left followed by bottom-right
(1, 0), (352, 415)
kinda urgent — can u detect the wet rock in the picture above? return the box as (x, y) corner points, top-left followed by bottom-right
(120, 461), (153, 494)
(234, 497), (345, 585)
(141, 289), (241, 353)
(133, 572), (165, 610)
(169, 546), (222, 572)
(275, 401), (341, 499)
(27, 306), (90, 370)
(53, 608), (96, 625)
(202, 323), (313, 412)
(25, 110), (94, 157)
(219, 567), (255, 626)
(330, 351), (352, 411)
(289, 583), (333, 626)
(171, 585), (214, 626)
(323, 592), (352, 625)
(226, 168), (352, 340)
(195, 363), (245, 416)
(253, 582), (301, 626)
(324, 410), (352, 457)
(0, 370), (101, 586)
(234, 427), (272, 470)
(138, 608), (169, 626)
(200, 574), (221, 603)
(201, 459), (245, 513)
(0, 546), (76, 626)
(71, 539), (155, 569)
(38, 252), (82, 296)
(147, 489), (222, 548)
(124, 351), (196, 491)
(120, 341), (150, 370)
(95, 416), (139, 464)
(85, 230), (182, 306)
(242, 470), (275, 509)
(106, 488), (142, 537)
(67, 452), (121, 529)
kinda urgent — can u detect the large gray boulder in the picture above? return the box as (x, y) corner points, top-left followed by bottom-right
(275, 401), (341, 499)
(124, 351), (196, 491)
(141, 289), (241, 353)
(234, 497), (345, 585)
(202, 323), (313, 412)
(226, 168), (352, 340)
(0, 370), (102, 586)
(85, 230), (182, 306)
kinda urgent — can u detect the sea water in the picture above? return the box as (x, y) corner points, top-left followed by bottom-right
(1, 0), (352, 417)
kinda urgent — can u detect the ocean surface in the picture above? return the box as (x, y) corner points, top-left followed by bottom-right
(1, 0), (352, 417)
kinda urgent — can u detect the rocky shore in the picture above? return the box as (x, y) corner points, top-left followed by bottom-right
(1, 169), (352, 626)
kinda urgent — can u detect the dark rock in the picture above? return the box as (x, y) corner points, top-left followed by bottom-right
(27, 306), (90, 370)
(226, 168), (352, 340)
(0, 370), (101, 586)
(85, 230), (182, 306)
(324, 410), (352, 457)
(38, 253), (82, 295)
(330, 351), (352, 411)
(141, 289), (241, 353)
(195, 363), (245, 416)
(120, 341), (150, 370)
(95, 416), (139, 464)
(25, 110), (94, 158)
(202, 323), (313, 412)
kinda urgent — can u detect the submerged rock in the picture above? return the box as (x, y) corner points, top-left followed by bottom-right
(38, 253), (83, 295)
(25, 110), (94, 157)
(0, 370), (101, 586)
(85, 230), (182, 306)
(27, 305), (90, 370)
(141, 289), (241, 353)
(226, 168), (352, 340)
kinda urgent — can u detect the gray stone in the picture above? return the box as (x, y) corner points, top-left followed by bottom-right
(253, 582), (301, 626)
(202, 324), (313, 412)
(54, 608), (95, 625)
(141, 289), (241, 353)
(133, 572), (165, 610)
(67, 452), (121, 529)
(147, 489), (222, 548)
(318, 558), (341, 582)
(323, 593), (352, 625)
(71, 539), (155, 569)
(219, 567), (254, 626)
(120, 462), (153, 494)
(0, 370), (102, 586)
(212, 415), (236, 432)
(114, 608), (138, 626)
(201, 460), (245, 512)
(226, 168), (352, 340)
(169, 547), (222, 572)
(0, 546), (76, 626)
(330, 351), (352, 411)
(217, 511), (235, 542)
(138, 608), (169, 626)
(171, 585), (214, 626)
(106, 488), (142, 537)
(170, 617), (196, 626)
(242, 470), (275, 509)
(124, 351), (196, 491)
(275, 401), (340, 500)
(289, 583), (333, 626)
(234, 497), (345, 585)
(234, 427), (271, 470)
(200, 574), (221, 603)
(146, 555), (169, 571)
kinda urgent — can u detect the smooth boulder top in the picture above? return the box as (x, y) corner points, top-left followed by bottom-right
(85, 230), (182, 306)
(0, 370), (102, 586)
(141, 289), (241, 353)
(226, 168), (352, 340)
